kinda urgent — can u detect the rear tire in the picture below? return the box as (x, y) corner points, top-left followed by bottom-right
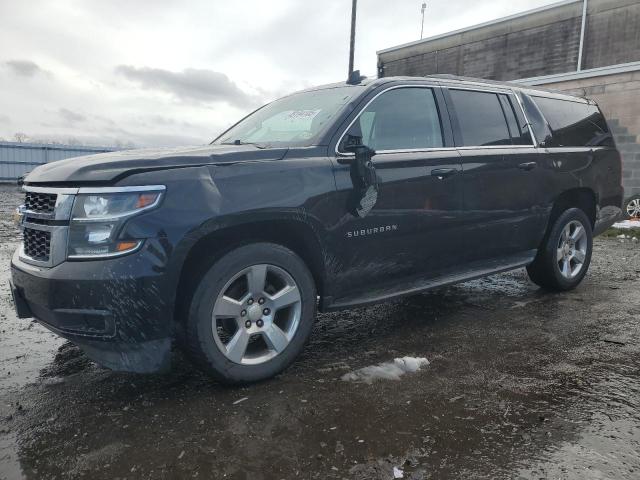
(183, 242), (316, 384)
(624, 194), (640, 220)
(527, 208), (593, 291)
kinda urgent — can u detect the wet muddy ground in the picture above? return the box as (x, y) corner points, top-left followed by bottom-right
(0, 184), (639, 479)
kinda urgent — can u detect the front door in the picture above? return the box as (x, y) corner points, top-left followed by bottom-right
(327, 85), (464, 303)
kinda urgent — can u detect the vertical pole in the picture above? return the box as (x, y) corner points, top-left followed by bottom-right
(349, 0), (357, 78)
(421, 3), (427, 39)
(577, 0), (588, 72)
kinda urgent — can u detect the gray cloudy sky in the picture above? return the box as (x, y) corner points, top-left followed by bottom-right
(0, 0), (559, 147)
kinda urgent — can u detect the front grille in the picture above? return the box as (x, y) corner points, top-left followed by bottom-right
(25, 192), (57, 214)
(23, 227), (51, 261)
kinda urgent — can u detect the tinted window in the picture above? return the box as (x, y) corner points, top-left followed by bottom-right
(449, 90), (511, 147)
(340, 87), (443, 151)
(521, 93), (552, 146)
(498, 94), (533, 145)
(532, 96), (613, 147)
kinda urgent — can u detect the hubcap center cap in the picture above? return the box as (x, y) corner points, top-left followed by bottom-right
(247, 304), (263, 321)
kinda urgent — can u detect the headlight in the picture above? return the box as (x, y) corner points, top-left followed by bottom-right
(67, 186), (165, 259)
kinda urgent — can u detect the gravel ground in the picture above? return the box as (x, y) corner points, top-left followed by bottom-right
(1, 184), (639, 480)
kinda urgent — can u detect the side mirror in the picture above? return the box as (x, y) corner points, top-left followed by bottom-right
(338, 135), (376, 164)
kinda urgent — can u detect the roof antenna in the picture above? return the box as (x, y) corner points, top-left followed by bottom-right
(347, 69), (366, 85)
(345, 0), (366, 84)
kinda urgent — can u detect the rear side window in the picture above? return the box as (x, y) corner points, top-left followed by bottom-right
(448, 90), (511, 147)
(341, 87), (444, 152)
(531, 96), (613, 147)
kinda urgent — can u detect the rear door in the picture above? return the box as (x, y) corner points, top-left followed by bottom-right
(444, 87), (546, 263)
(328, 84), (464, 300)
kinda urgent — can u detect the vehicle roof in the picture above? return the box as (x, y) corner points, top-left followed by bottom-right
(303, 74), (591, 104)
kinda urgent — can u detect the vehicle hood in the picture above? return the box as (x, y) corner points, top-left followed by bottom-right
(24, 144), (289, 184)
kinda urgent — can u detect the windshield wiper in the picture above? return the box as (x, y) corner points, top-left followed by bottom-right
(220, 140), (269, 149)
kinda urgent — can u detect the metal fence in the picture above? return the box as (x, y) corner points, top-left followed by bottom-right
(0, 142), (116, 182)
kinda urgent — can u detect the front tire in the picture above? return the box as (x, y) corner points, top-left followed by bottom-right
(183, 242), (316, 384)
(527, 208), (593, 291)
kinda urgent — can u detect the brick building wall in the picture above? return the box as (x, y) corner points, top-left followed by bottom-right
(377, 0), (640, 197)
(378, 0), (640, 80)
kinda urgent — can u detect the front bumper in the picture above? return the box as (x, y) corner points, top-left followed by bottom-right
(10, 246), (173, 373)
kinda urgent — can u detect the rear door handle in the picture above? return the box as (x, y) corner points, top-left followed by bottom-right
(431, 167), (459, 179)
(518, 161), (537, 171)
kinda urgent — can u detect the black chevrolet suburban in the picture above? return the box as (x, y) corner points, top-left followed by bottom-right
(10, 75), (623, 383)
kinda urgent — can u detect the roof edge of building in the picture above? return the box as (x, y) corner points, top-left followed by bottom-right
(513, 61), (640, 85)
(377, 0), (581, 55)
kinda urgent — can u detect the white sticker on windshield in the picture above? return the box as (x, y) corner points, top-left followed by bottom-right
(285, 109), (321, 120)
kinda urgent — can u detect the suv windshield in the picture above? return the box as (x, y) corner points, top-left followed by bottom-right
(214, 86), (366, 148)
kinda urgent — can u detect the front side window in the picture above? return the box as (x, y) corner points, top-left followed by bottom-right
(449, 89), (511, 147)
(340, 87), (444, 152)
(532, 96), (613, 147)
(214, 86), (366, 148)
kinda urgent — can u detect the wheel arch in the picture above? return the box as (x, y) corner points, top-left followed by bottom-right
(173, 216), (327, 331)
(549, 187), (597, 229)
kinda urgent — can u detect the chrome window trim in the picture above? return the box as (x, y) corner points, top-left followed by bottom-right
(334, 84), (540, 156)
(335, 84), (444, 157)
(510, 89), (539, 147)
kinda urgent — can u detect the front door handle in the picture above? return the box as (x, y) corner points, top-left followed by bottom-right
(518, 161), (537, 171)
(431, 168), (459, 179)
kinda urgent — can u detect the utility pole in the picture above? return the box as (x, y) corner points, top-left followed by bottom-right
(348, 0), (357, 78)
(420, 2), (427, 39)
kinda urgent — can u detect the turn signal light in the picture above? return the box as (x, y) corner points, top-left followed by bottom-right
(116, 241), (140, 252)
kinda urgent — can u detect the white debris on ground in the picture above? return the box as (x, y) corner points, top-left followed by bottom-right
(341, 357), (430, 384)
(612, 220), (640, 229)
(393, 466), (405, 478)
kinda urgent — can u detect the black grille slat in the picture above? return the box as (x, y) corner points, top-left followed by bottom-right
(25, 192), (57, 214)
(23, 228), (51, 261)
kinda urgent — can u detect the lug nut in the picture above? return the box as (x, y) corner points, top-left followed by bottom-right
(258, 297), (265, 305)
(245, 320), (252, 328)
(256, 319), (264, 328)
(263, 308), (271, 316)
(247, 298), (254, 305)
(240, 309), (247, 317)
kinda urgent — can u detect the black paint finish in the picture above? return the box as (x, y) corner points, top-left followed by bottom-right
(11, 76), (624, 372)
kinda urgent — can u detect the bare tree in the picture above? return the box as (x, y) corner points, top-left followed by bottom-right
(13, 132), (28, 143)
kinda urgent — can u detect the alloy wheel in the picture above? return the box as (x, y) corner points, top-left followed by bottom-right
(627, 198), (640, 219)
(211, 264), (302, 365)
(556, 220), (588, 279)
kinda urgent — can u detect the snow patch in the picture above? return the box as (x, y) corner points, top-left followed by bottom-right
(341, 357), (430, 384)
(612, 220), (640, 230)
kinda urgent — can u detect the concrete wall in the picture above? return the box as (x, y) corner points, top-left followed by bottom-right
(378, 0), (640, 80)
(530, 71), (640, 196)
(0, 142), (114, 182)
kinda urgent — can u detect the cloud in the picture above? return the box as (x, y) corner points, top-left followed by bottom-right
(58, 108), (86, 124)
(0, 114), (10, 124)
(115, 65), (258, 108)
(4, 59), (49, 78)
